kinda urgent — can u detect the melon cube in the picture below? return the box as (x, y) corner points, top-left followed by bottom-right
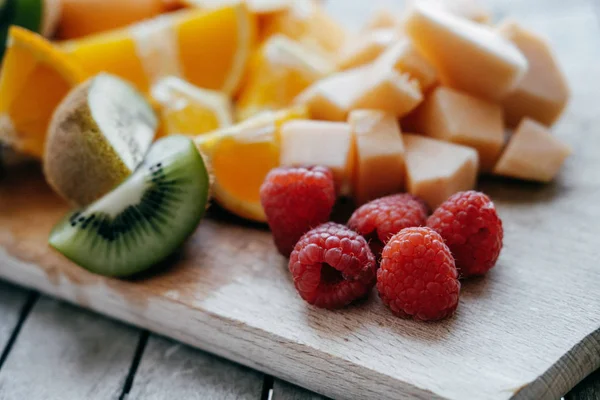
(498, 20), (570, 127)
(409, 86), (504, 172)
(351, 60), (423, 117)
(404, 134), (479, 209)
(404, 3), (528, 100)
(493, 118), (572, 182)
(337, 28), (399, 70)
(349, 110), (406, 205)
(376, 37), (438, 91)
(294, 67), (368, 121)
(280, 120), (355, 193)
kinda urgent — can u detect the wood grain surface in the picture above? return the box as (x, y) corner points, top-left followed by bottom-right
(128, 335), (264, 400)
(0, 297), (139, 399)
(0, 283), (29, 354)
(0, 0), (599, 399)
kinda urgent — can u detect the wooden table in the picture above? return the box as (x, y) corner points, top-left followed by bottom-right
(1, 0), (600, 399)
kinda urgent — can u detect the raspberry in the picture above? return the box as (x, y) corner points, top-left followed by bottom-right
(377, 227), (460, 321)
(347, 194), (428, 259)
(427, 191), (503, 278)
(260, 166), (336, 257)
(289, 223), (377, 309)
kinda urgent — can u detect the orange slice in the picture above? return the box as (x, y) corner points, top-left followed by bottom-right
(182, 0), (291, 14)
(195, 106), (308, 221)
(61, 4), (257, 96)
(151, 76), (233, 137)
(236, 34), (335, 121)
(57, 0), (167, 40)
(260, 0), (347, 55)
(0, 26), (85, 159)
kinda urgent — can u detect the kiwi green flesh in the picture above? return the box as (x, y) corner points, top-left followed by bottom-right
(49, 135), (210, 278)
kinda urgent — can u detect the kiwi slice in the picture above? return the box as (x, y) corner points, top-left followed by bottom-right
(49, 135), (211, 278)
(44, 73), (157, 207)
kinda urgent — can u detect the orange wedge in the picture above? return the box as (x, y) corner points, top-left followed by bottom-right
(261, 0), (347, 55)
(151, 76), (233, 137)
(0, 26), (85, 159)
(236, 34), (335, 121)
(182, 0), (291, 14)
(57, 0), (167, 40)
(195, 106), (308, 221)
(61, 4), (257, 95)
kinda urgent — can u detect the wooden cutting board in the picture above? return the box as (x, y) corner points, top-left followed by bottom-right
(1, 1), (600, 399)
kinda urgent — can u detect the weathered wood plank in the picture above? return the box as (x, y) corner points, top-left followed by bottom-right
(0, 281), (29, 356)
(272, 380), (326, 400)
(127, 335), (263, 400)
(567, 367), (600, 400)
(0, 296), (140, 400)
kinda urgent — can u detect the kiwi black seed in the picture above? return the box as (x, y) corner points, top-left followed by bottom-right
(48, 135), (210, 277)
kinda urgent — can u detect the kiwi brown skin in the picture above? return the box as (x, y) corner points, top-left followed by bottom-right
(43, 78), (132, 207)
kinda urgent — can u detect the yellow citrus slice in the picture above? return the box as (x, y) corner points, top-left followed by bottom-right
(61, 4), (257, 96)
(182, 0), (291, 14)
(195, 106), (308, 222)
(0, 26), (85, 158)
(260, 0), (347, 55)
(151, 76), (233, 137)
(236, 34), (335, 121)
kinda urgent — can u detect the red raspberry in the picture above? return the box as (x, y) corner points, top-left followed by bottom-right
(347, 194), (428, 259)
(377, 227), (460, 321)
(260, 166), (336, 257)
(427, 191), (503, 278)
(289, 223), (377, 309)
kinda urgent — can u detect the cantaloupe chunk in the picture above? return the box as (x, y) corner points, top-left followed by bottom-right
(498, 20), (570, 127)
(294, 67), (368, 121)
(351, 60), (423, 117)
(280, 120), (355, 193)
(404, 3), (528, 101)
(376, 37), (438, 91)
(349, 110), (405, 205)
(337, 29), (399, 70)
(404, 134), (478, 208)
(409, 86), (504, 172)
(493, 118), (571, 182)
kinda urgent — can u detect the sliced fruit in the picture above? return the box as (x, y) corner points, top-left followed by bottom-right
(493, 118), (572, 182)
(337, 28), (399, 70)
(351, 60), (423, 117)
(44, 74), (158, 207)
(349, 110), (405, 205)
(151, 76), (232, 137)
(404, 3), (527, 100)
(182, 0), (290, 14)
(280, 120), (355, 194)
(0, 26), (85, 159)
(294, 66), (369, 121)
(375, 37), (438, 91)
(195, 106), (307, 221)
(498, 20), (570, 127)
(260, 0), (347, 55)
(236, 34), (335, 121)
(409, 86), (504, 172)
(61, 4), (257, 95)
(404, 134), (479, 209)
(57, 0), (166, 39)
(49, 135), (210, 277)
